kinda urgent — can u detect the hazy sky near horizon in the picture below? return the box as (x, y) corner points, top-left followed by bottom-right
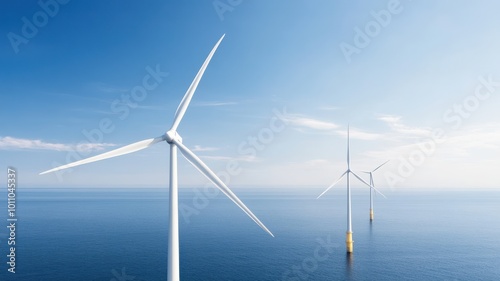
(1, 0), (500, 189)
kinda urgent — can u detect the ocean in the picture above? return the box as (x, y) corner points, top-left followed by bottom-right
(0, 187), (498, 280)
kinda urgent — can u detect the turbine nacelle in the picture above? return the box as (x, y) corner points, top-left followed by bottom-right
(165, 130), (182, 144)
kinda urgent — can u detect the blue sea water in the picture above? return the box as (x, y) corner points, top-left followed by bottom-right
(0, 187), (499, 280)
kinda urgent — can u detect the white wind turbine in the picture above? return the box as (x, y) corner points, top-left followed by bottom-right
(40, 35), (274, 281)
(317, 125), (385, 253)
(362, 160), (389, 221)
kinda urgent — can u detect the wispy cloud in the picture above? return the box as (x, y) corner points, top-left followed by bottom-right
(435, 126), (500, 158)
(284, 114), (339, 131)
(200, 155), (258, 162)
(52, 92), (110, 104)
(318, 105), (341, 111)
(192, 145), (219, 152)
(363, 116), (446, 159)
(194, 101), (238, 107)
(304, 159), (331, 166)
(91, 82), (128, 94)
(135, 105), (169, 110)
(364, 119), (500, 160)
(378, 115), (433, 137)
(334, 127), (382, 140)
(75, 104), (168, 115)
(192, 145), (257, 162)
(0, 136), (116, 152)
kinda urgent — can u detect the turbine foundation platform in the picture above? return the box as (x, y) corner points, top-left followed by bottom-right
(346, 231), (353, 253)
(370, 209), (374, 220)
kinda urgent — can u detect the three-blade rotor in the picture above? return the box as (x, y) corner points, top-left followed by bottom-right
(317, 168), (385, 199)
(362, 160), (389, 196)
(40, 34), (273, 237)
(317, 126), (386, 199)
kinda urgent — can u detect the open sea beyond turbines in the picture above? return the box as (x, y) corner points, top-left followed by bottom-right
(0, 187), (498, 280)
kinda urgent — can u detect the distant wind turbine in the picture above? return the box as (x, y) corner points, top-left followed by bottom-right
(317, 125), (385, 253)
(362, 160), (389, 221)
(40, 35), (274, 281)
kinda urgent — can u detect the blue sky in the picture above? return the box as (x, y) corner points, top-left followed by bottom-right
(1, 0), (500, 189)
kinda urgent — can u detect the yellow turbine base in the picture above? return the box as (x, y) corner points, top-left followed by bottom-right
(370, 209), (374, 220)
(346, 231), (353, 253)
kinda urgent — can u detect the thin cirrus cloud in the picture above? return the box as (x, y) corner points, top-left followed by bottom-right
(92, 82), (128, 94)
(282, 114), (380, 140)
(0, 136), (115, 152)
(378, 115), (433, 137)
(362, 115), (442, 159)
(194, 101), (238, 107)
(318, 105), (341, 111)
(362, 128), (500, 176)
(364, 116), (500, 160)
(200, 155), (258, 163)
(284, 114), (340, 131)
(191, 145), (219, 152)
(334, 128), (382, 140)
(191, 145), (260, 163)
(434, 125), (500, 157)
(304, 159), (332, 166)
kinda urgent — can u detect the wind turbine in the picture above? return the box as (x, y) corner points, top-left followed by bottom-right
(362, 160), (389, 221)
(40, 35), (274, 281)
(317, 125), (385, 253)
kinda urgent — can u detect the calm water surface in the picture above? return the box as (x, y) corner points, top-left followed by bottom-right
(0, 187), (498, 280)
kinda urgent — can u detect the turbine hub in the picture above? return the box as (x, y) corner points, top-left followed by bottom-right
(165, 130), (182, 144)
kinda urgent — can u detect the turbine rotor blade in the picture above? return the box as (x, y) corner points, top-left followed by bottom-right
(40, 136), (165, 175)
(170, 34), (225, 132)
(317, 171), (347, 199)
(351, 171), (386, 198)
(173, 139), (274, 237)
(372, 160), (390, 173)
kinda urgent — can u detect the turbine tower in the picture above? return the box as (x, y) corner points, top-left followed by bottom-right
(40, 35), (274, 281)
(362, 160), (389, 221)
(317, 125), (385, 253)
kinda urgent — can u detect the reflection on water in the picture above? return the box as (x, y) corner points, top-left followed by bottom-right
(345, 252), (354, 280)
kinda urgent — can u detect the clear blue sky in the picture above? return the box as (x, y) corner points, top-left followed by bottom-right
(1, 0), (499, 189)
